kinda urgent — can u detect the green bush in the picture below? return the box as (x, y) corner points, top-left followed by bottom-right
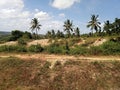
(89, 46), (103, 55)
(16, 45), (27, 52)
(100, 41), (120, 55)
(28, 44), (43, 52)
(0, 45), (27, 52)
(44, 43), (69, 54)
(70, 46), (88, 55)
(45, 45), (62, 54)
(17, 38), (27, 45)
(0, 45), (17, 52)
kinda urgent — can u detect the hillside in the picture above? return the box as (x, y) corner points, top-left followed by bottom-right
(0, 31), (10, 36)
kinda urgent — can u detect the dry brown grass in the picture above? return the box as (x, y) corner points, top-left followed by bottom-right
(0, 57), (120, 90)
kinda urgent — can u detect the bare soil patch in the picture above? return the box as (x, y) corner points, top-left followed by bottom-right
(0, 41), (17, 46)
(27, 39), (50, 46)
(0, 53), (120, 62)
(93, 38), (107, 46)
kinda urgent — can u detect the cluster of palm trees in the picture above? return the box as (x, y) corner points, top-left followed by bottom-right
(87, 14), (120, 36)
(30, 18), (80, 39)
(30, 15), (120, 39)
(103, 18), (120, 35)
(63, 19), (80, 37)
(45, 20), (80, 38)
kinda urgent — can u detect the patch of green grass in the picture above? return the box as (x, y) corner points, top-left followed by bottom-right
(28, 44), (44, 53)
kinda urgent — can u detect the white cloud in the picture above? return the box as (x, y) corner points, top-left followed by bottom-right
(34, 11), (51, 21)
(0, 0), (24, 12)
(0, 0), (31, 32)
(0, 0), (64, 34)
(59, 13), (65, 17)
(51, 0), (80, 9)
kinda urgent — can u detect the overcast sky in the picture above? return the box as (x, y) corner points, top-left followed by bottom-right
(0, 0), (120, 34)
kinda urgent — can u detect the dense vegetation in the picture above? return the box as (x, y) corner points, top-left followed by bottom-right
(0, 37), (120, 55)
(0, 15), (120, 55)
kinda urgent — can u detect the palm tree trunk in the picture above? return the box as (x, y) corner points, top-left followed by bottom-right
(36, 29), (38, 39)
(91, 29), (93, 36)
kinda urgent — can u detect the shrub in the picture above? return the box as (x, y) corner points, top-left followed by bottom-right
(17, 38), (27, 45)
(16, 45), (27, 52)
(0, 45), (17, 52)
(0, 45), (27, 52)
(11, 30), (24, 41)
(110, 36), (120, 43)
(45, 45), (63, 54)
(100, 41), (120, 55)
(70, 46), (88, 55)
(89, 46), (103, 55)
(28, 44), (43, 52)
(44, 43), (69, 54)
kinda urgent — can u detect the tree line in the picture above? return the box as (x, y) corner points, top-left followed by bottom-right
(16, 14), (120, 40)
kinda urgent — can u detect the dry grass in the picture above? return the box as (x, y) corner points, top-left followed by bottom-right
(0, 57), (120, 90)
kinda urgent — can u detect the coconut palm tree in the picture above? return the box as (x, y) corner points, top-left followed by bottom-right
(30, 18), (41, 39)
(87, 15), (101, 35)
(63, 19), (73, 37)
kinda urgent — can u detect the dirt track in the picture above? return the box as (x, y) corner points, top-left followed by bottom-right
(0, 53), (120, 62)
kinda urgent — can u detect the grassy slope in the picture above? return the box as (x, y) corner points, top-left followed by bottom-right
(0, 57), (120, 90)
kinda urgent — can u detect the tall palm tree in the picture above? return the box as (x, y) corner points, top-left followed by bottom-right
(63, 19), (73, 37)
(87, 15), (101, 34)
(30, 18), (41, 39)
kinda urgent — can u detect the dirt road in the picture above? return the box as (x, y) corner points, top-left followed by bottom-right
(0, 53), (120, 62)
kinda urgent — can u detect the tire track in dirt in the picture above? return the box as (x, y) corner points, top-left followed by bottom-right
(0, 53), (120, 62)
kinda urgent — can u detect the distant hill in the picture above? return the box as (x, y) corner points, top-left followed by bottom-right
(0, 31), (10, 36)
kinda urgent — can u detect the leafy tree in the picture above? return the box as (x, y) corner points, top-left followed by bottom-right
(46, 31), (52, 38)
(56, 30), (61, 38)
(103, 20), (112, 35)
(63, 19), (73, 37)
(87, 15), (101, 34)
(51, 29), (56, 38)
(60, 32), (64, 38)
(10, 30), (23, 41)
(74, 27), (80, 37)
(113, 18), (120, 34)
(22, 31), (32, 39)
(30, 18), (41, 39)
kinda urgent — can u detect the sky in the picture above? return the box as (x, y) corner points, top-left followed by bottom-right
(0, 0), (120, 34)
